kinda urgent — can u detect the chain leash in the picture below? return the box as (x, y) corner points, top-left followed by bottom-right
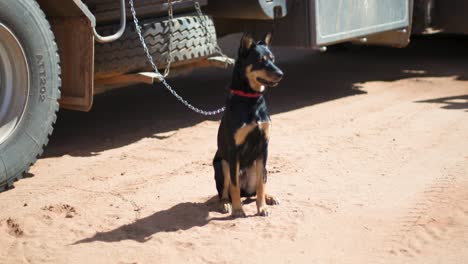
(128, 0), (226, 115)
(164, 0), (173, 77)
(193, 1), (229, 66)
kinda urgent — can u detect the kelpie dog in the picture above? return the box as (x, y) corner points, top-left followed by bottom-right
(213, 33), (283, 217)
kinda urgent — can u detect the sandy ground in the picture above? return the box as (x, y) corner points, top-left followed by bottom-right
(0, 35), (467, 264)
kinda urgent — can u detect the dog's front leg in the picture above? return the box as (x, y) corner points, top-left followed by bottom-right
(220, 160), (232, 214)
(260, 147), (280, 206)
(229, 156), (245, 218)
(256, 157), (269, 216)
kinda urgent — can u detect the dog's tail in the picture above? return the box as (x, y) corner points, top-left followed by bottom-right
(213, 151), (224, 200)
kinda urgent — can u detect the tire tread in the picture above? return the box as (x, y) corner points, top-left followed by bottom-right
(94, 15), (218, 79)
(0, 0), (61, 191)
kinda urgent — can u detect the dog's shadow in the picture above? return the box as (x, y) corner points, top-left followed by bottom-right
(74, 196), (231, 244)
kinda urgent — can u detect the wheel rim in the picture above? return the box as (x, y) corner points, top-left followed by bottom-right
(0, 23), (29, 145)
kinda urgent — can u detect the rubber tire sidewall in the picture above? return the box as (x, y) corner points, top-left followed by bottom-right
(0, 0), (60, 186)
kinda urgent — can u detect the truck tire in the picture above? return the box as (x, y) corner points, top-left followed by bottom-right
(0, 0), (61, 191)
(94, 14), (218, 79)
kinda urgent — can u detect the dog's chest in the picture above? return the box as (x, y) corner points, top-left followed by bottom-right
(234, 121), (270, 146)
(234, 121), (270, 168)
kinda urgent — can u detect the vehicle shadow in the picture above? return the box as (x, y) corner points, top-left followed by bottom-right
(43, 34), (468, 158)
(73, 196), (232, 244)
(416, 94), (468, 112)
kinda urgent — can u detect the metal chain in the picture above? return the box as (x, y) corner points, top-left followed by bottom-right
(193, 1), (229, 66)
(128, 0), (225, 115)
(164, 0), (173, 77)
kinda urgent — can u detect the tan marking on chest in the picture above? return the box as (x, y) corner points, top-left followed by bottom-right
(234, 121), (271, 146)
(234, 122), (257, 146)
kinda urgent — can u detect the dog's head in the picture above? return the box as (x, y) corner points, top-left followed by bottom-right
(237, 33), (284, 93)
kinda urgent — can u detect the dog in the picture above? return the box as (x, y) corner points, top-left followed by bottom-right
(212, 33), (283, 217)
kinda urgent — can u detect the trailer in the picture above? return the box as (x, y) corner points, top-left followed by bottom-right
(0, 0), (466, 191)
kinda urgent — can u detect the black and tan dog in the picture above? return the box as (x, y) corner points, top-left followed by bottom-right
(213, 33), (283, 217)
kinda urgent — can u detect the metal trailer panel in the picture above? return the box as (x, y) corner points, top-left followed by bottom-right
(314, 0), (409, 46)
(232, 0), (412, 49)
(206, 0), (287, 20)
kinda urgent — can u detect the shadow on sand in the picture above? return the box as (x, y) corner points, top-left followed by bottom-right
(416, 94), (468, 112)
(43, 35), (468, 158)
(74, 196), (235, 244)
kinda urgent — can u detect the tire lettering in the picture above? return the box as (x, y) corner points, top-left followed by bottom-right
(36, 54), (46, 102)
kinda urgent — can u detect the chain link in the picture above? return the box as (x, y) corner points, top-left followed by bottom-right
(128, 0), (225, 116)
(164, 0), (174, 77)
(193, 1), (229, 66)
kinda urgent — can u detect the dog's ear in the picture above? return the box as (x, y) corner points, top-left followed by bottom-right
(260, 32), (273, 46)
(239, 33), (254, 57)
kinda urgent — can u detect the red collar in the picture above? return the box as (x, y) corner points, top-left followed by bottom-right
(230, 89), (262, 98)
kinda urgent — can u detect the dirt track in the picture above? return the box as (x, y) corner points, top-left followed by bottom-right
(1, 35), (467, 263)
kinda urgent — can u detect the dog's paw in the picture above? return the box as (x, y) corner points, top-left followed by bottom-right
(231, 208), (246, 218)
(265, 195), (280, 206)
(258, 207), (270, 217)
(220, 201), (232, 214)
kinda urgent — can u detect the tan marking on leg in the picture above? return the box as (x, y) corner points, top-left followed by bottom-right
(229, 161), (245, 217)
(234, 122), (257, 146)
(256, 158), (269, 216)
(220, 160), (232, 214)
(258, 121), (271, 140)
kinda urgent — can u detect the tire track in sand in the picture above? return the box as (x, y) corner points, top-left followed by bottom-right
(378, 160), (468, 262)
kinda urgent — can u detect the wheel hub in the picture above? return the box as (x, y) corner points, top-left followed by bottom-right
(0, 23), (29, 145)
